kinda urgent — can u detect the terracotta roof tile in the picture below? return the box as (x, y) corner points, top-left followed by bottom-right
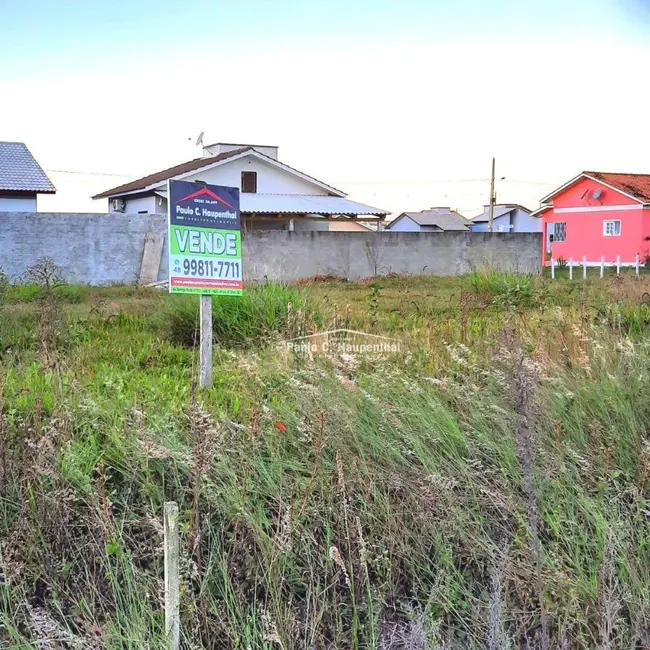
(585, 171), (650, 203)
(92, 147), (252, 199)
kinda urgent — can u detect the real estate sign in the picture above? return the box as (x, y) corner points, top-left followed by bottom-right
(167, 179), (242, 295)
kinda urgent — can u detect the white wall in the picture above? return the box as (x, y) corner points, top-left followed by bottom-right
(0, 195), (37, 211)
(118, 153), (339, 226)
(512, 208), (542, 233)
(117, 152), (335, 215)
(184, 156), (329, 195)
(121, 195), (158, 214)
(203, 143), (279, 160)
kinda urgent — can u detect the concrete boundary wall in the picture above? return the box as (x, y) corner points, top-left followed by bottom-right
(0, 212), (542, 285)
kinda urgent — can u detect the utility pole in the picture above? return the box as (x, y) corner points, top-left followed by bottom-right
(488, 157), (495, 233)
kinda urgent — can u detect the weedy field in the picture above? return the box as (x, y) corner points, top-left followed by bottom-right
(1, 263), (650, 649)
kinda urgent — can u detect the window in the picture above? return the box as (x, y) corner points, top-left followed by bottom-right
(241, 171), (257, 193)
(550, 222), (566, 242)
(603, 220), (621, 236)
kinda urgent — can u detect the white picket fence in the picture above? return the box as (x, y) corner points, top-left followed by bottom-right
(550, 254), (642, 279)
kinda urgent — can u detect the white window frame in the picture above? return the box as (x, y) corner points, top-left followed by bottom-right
(603, 219), (621, 237)
(550, 222), (566, 242)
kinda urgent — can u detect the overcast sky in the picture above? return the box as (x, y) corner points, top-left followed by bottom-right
(2, 0), (650, 216)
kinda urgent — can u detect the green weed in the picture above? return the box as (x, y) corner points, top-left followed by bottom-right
(166, 282), (322, 348)
(469, 268), (536, 307)
(6, 284), (42, 303)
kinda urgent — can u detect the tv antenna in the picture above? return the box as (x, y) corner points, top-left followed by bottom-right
(188, 131), (205, 146)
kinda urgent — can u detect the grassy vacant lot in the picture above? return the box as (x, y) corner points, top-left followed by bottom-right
(1, 267), (650, 649)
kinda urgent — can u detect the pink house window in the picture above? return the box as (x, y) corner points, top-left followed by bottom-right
(603, 220), (621, 236)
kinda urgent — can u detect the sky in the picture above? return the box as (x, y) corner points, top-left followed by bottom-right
(2, 0), (650, 216)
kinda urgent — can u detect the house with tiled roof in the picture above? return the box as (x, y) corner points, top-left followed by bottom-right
(385, 208), (471, 232)
(0, 141), (56, 211)
(93, 142), (388, 231)
(471, 204), (539, 233)
(532, 171), (650, 265)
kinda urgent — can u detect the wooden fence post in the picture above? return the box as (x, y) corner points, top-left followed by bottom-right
(617, 255), (621, 275)
(569, 258), (573, 280)
(164, 502), (180, 650)
(551, 258), (555, 279)
(600, 257), (605, 279)
(582, 256), (587, 280)
(636, 253), (640, 278)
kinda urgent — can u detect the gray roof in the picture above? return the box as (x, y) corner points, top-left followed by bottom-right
(389, 207), (471, 231)
(472, 204), (531, 223)
(153, 188), (388, 215)
(0, 142), (56, 194)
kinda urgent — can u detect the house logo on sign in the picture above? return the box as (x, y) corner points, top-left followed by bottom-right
(174, 186), (238, 227)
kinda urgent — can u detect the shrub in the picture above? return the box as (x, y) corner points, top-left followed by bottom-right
(469, 269), (535, 307)
(23, 256), (64, 291)
(606, 303), (650, 335)
(6, 283), (42, 303)
(53, 284), (90, 303)
(167, 283), (322, 348)
(6, 281), (87, 306)
(0, 310), (37, 352)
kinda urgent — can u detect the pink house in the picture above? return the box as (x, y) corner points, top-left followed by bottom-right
(533, 172), (650, 265)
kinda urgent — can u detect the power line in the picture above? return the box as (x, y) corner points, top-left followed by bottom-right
(46, 168), (137, 178)
(47, 170), (496, 184)
(500, 179), (558, 186)
(334, 178), (558, 187)
(45, 169), (559, 186)
(335, 178), (491, 185)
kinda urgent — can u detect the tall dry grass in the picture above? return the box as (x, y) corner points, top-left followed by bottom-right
(0, 272), (649, 648)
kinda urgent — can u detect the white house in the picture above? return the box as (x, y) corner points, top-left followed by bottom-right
(385, 208), (471, 232)
(93, 142), (388, 230)
(0, 141), (56, 211)
(470, 204), (540, 233)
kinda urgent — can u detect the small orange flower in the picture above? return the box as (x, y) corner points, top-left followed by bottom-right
(274, 421), (287, 432)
